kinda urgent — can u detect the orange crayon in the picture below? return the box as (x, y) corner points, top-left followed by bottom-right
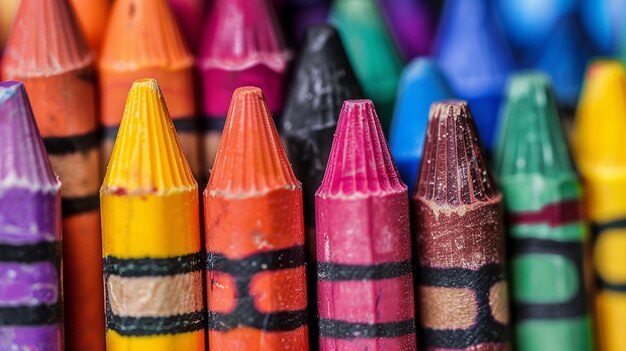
(204, 87), (309, 351)
(69, 0), (110, 53)
(2, 0), (105, 350)
(99, 0), (200, 178)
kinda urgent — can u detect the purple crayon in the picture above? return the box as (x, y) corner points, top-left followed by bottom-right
(378, 0), (435, 59)
(0, 81), (62, 350)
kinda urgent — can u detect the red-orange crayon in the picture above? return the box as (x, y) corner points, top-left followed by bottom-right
(69, 0), (110, 53)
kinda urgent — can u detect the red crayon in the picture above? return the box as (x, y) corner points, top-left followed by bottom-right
(316, 100), (417, 351)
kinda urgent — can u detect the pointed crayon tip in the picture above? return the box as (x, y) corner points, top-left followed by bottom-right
(574, 60), (626, 168)
(390, 58), (453, 194)
(495, 72), (574, 178)
(208, 86), (298, 196)
(0, 81), (59, 191)
(416, 100), (498, 206)
(102, 78), (196, 194)
(317, 99), (405, 198)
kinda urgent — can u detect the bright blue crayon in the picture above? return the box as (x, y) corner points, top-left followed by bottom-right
(580, 0), (626, 54)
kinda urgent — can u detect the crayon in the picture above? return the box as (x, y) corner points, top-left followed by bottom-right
(434, 0), (514, 153)
(99, 0), (200, 178)
(580, 0), (626, 54)
(378, 0), (435, 59)
(288, 2), (330, 44)
(0, 0), (20, 49)
(0, 81), (62, 351)
(574, 60), (626, 351)
(199, 0), (289, 171)
(389, 58), (453, 195)
(329, 0), (404, 134)
(316, 99), (417, 351)
(168, 0), (205, 53)
(413, 101), (510, 350)
(2, 1), (105, 350)
(101, 78), (205, 350)
(204, 87), (308, 351)
(494, 72), (593, 351)
(69, 0), (110, 53)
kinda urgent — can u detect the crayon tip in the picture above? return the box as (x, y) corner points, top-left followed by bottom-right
(574, 60), (626, 169)
(317, 99), (405, 198)
(102, 78), (196, 194)
(417, 100), (498, 206)
(390, 58), (453, 194)
(0, 81), (59, 191)
(208, 86), (298, 196)
(495, 72), (574, 178)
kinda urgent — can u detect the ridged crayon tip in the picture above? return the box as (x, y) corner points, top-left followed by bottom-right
(282, 24), (362, 134)
(2, 0), (93, 77)
(100, 0), (193, 70)
(416, 100), (498, 206)
(199, 0), (289, 71)
(574, 60), (626, 168)
(0, 81), (59, 192)
(495, 72), (574, 177)
(102, 78), (196, 194)
(317, 100), (405, 198)
(208, 86), (299, 196)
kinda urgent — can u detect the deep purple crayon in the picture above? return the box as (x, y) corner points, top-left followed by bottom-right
(0, 81), (62, 351)
(378, 0), (435, 59)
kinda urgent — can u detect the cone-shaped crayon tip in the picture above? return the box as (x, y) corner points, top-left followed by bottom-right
(390, 58), (454, 194)
(102, 78), (196, 194)
(495, 72), (574, 178)
(69, 0), (110, 53)
(100, 0), (192, 70)
(209, 86), (299, 195)
(2, 0), (93, 77)
(417, 100), (498, 205)
(574, 60), (626, 169)
(318, 99), (405, 197)
(0, 81), (59, 191)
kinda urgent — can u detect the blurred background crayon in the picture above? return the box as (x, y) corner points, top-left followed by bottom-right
(329, 0), (404, 135)
(574, 60), (626, 351)
(1, 1), (105, 350)
(580, 0), (626, 55)
(168, 0), (206, 53)
(316, 99), (417, 350)
(378, 0), (436, 60)
(69, 0), (110, 54)
(389, 58), (453, 194)
(277, 0), (330, 45)
(198, 0), (290, 172)
(495, 72), (593, 351)
(414, 101), (509, 350)
(204, 87), (308, 351)
(99, 0), (200, 179)
(0, 81), (62, 351)
(101, 79), (205, 350)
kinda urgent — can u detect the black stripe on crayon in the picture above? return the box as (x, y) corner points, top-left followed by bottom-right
(317, 260), (412, 281)
(511, 238), (588, 320)
(0, 303), (61, 326)
(108, 311), (204, 336)
(319, 319), (415, 339)
(0, 241), (60, 263)
(418, 264), (508, 348)
(591, 218), (626, 235)
(103, 252), (204, 278)
(172, 116), (198, 132)
(590, 218), (626, 292)
(43, 129), (100, 155)
(61, 194), (100, 217)
(207, 245), (305, 275)
(207, 309), (307, 332)
(199, 115), (227, 132)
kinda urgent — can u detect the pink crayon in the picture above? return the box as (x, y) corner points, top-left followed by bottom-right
(168, 0), (206, 52)
(315, 99), (417, 351)
(198, 0), (290, 172)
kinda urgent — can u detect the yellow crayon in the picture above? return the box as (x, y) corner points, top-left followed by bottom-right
(574, 60), (626, 351)
(100, 78), (205, 351)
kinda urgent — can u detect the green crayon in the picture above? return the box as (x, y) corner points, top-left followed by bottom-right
(494, 72), (593, 351)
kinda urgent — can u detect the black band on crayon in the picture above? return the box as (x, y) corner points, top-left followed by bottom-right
(418, 264), (508, 348)
(206, 245), (308, 332)
(102, 125), (120, 141)
(171, 116), (198, 132)
(0, 241), (61, 263)
(317, 260), (412, 281)
(319, 319), (415, 339)
(0, 303), (61, 326)
(103, 252), (204, 278)
(43, 129), (100, 155)
(107, 311), (205, 336)
(61, 194), (100, 217)
(199, 115), (227, 132)
(511, 238), (588, 320)
(591, 218), (626, 292)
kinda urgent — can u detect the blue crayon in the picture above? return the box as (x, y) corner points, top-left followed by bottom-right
(389, 58), (453, 194)
(434, 0), (514, 153)
(580, 0), (626, 54)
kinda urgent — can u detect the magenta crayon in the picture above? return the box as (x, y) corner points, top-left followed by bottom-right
(168, 0), (206, 53)
(0, 81), (62, 350)
(316, 99), (417, 351)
